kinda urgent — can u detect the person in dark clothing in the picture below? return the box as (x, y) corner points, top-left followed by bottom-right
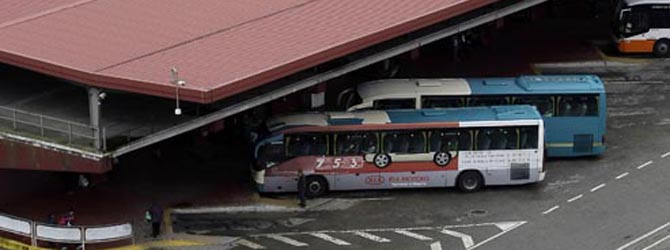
(297, 169), (306, 208)
(148, 203), (164, 238)
(57, 209), (75, 226)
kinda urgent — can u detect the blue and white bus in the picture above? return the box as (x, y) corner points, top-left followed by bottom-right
(253, 105), (545, 196)
(337, 75), (606, 157)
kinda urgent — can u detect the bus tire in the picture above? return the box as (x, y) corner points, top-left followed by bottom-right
(457, 171), (483, 193)
(306, 176), (328, 198)
(654, 39), (670, 57)
(433, 152), (452, 167)
(373, 153), (392, 168)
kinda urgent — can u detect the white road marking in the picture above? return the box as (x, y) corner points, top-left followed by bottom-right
(642, 234), (670, 250)
(616, 172), (629, 180)
(590, 183), (606, 192)
(395, 230), (433, 241)
(637, 161), (653, 169)
(309, 232), (350, 245)
(616, 222), (670, 250)
(567, 194), (583, 203)
(542, 206), (559, 215)
(492, 221), (525, 231)
(249, 221), (527, 249)
(431, 241), (443, 250)
(440, 229), (474, 248)
(662, 152), (670, 158)
(235, 239), (265, 249)
(469, 221), (527, 250)
(265, 234), (308, 247)
(353, 231), (391, 242)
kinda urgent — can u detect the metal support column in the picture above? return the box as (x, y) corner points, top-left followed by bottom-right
(88, 87), (101, 150)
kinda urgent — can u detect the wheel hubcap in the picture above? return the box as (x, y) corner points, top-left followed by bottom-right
(376, 155), (389, 166)
(309, 182), (321, 193)
(436, 153), (449, 165)
(463, 177), (477, 190)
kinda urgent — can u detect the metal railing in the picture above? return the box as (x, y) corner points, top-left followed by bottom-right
(0, 106), (104, 150)
(0, 211), (134, 249)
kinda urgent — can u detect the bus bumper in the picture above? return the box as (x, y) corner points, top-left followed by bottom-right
(617, 39), (655, 53)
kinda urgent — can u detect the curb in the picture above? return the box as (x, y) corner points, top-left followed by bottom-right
(0, 237), (48, 250)
(595, 45), (652, 65)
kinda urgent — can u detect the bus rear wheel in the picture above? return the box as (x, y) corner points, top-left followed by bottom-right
(306, 176), (328, 198)
(654, 40), (670, 57)
(457, 171), (483, 193)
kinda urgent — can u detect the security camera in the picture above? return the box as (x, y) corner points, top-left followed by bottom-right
(177, 80), (186, 86)
(98, 92), (106, 100)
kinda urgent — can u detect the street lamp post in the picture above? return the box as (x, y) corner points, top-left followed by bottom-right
(170, 67), (186, 115)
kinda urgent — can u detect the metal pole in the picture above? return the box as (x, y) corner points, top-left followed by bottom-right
(68, 123), (73, 144)
(12, 109), (16, 129)
(81, 226), (86, 250)
(88, 87), (102, 150)
(30, 221), (36, 246)
(102, 128), (107, 151)
(176, 85), (180, 111)
(39, 116), (44, 136)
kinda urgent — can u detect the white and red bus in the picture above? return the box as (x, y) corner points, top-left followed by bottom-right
(252, 105), (545, 197)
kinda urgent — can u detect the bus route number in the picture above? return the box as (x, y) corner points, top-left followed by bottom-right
(315, 157), (364, 170)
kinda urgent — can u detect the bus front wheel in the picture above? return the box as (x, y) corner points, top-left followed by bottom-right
(457, 171), (483, 193)
(654, 40), (670, 57)
(373, 153), (391, 168)
(306, 176), (328, 198)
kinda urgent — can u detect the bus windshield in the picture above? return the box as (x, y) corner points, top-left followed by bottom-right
(620, 10), (650, 36)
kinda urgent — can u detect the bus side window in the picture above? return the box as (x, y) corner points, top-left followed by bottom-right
(335, 132), (378, 155)
(429, 130), (459, 152)
(514, 95), (554, 117)
(519, 126), (538, 149)
(362, 133), (379, 154)
(458, 129), (473, 150)
(373, 99), (416, 110)
(468, 96), (509, 107)
(383, 131), (425, 154)
(501, 128), (519, 149)
(476, 128), (516, 150)
(286, 134), (328, 157)
(311, 134), (328, 155)
(476, 129), (492, 150)
(421, 96), (464, 108)
(558, 95), (598, 117)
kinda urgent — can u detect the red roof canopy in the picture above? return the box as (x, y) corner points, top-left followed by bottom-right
(0, 0), (496, 103)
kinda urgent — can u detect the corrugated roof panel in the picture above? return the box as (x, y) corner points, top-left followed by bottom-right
(0, 0), (497, 103)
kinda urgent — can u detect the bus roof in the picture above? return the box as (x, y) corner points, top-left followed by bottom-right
(356, 75), (604, 101)
(267, 105), (541, 132)
(624, 0), (670, 6)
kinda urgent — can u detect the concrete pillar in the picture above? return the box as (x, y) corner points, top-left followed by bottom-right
(88, 87), (101, 149)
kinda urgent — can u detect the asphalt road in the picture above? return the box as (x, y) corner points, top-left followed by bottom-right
(169, 57), (670, 250)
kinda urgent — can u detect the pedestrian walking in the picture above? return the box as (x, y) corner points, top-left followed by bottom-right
(297, 169), (306, 208)
(57, 209), (75, 226)
(146, 203), (164, 238)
